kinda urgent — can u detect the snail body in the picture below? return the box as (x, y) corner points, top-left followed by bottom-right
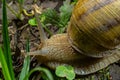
(30, 0), (120, 75)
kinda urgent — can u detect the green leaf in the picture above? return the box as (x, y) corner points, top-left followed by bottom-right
(29, 8), (59, 27)
(2, 0), (15, 79)
(24, 67), (54, 80)
(55, 65), (75, 80)
(59, 0), (74, 28)
(19, 39), (30, 80)
(28, 18), (37, 26)
(0, 48), (12, 80)
(28, 17), (53, 35)
(40, 8), (60, 26)
(58, 27), (66, 33)
(60, 0), (73, 17)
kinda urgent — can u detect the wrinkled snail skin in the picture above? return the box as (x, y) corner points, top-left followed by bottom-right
(35, 34), (120, 75)
(35, 34), (88, 63)
(30, 0), (120, 75)
(45, 52), (120, 75)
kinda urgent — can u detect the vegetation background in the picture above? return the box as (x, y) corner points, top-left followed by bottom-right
(0, 0), (120, 80)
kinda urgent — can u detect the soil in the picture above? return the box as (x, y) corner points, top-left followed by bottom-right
(0, 0), (120, 80)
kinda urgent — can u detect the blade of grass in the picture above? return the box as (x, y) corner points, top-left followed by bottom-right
(0, 48), (12, 80)
(2, 0), (15, 79)
(23, 67), (54, 80)
(6, 3), (18, 18)
(19, 39), (30, 80)
(18, 0), (24, 20)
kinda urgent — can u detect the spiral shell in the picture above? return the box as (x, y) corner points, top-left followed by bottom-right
(67, 0), (120, 57)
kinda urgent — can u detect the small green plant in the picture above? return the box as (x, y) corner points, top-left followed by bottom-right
(24, 67), (54, 80)
(28, 0), (74, 34)
(19, 39), (30, 80)
(6, 0), (30, 20)
(55, 65), (75, 80)
(0, 48), (13, 80)
(28, 18), (37, 26)
(1, 0), (53, 80)
(98, 67), (111, 80)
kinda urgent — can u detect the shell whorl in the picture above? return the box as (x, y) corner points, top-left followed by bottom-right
(67, 0), (120, 57)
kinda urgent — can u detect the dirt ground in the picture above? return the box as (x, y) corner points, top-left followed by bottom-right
(0, 0), (120, 80)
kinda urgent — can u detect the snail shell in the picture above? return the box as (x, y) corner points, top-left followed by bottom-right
(68, 0), (120, 57)
(29, 0), (120, 75)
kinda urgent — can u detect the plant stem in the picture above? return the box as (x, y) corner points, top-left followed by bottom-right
(6, 3), (18, 18)
(41, 23), (53, 36)
(18, 3), (23, 20)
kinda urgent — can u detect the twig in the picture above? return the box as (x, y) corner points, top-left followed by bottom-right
(6, 3), (18, 18)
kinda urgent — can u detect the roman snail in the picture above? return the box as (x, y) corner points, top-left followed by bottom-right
(29, 0), (120, 75)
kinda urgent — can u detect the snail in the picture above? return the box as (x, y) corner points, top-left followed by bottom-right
(29, 0), (120, 75)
